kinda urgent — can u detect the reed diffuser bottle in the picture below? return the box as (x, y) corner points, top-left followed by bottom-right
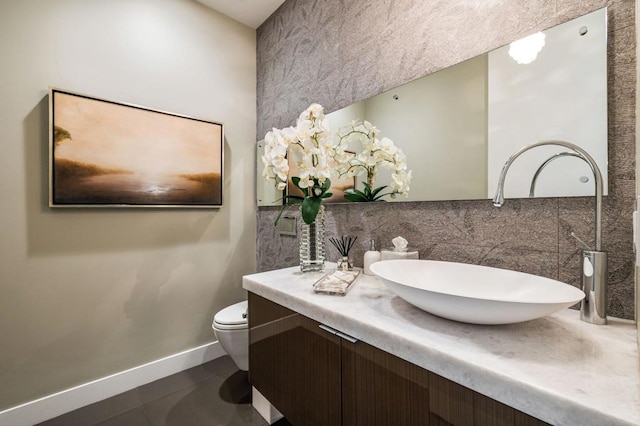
(329, 236), (357, 271)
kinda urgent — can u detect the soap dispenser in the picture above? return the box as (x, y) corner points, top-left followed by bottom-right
(363, 239), (381, 275)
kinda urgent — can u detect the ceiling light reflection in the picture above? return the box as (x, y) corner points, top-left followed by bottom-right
(508, 32), (546, 65)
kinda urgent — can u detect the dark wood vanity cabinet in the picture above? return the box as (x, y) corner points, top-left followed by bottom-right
(248, 293), (548, 426)
(341, 339), (432, 425)
(248, 292), (342, 425)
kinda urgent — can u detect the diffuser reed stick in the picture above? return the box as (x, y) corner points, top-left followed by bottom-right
(329, 236), (357, 270)
(329, 236), (357, 256)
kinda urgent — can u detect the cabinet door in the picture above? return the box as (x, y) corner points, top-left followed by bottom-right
(429, 372), (549, 426)
(342, 339), (431, 426)
(248, 293), (342, 426)
(342, 339), (549, 426)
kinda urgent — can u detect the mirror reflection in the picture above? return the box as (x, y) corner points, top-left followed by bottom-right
(257, 8), (607, 206)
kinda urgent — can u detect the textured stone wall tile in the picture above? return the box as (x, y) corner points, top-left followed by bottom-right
(329, 198), (558, 251)
(556, 0), (608, 23)
(608, 26), (636, 95)
(609, 142), (635, 180)
(559, 178), (634, 254)
(606, 253), (636, 318)
(459, 198), (559, 251)
(256, 0), (636, 319)
(606, 0), (635, 30)
(602, 180), (635, 253)
(256, 207), (299, 271)
(257, 0), (559, 136)
(559, 250), (634, 318)
(559, 197), (597, 252)
(429, 243), (559, 279)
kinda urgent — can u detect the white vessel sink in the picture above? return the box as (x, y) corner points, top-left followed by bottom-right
(369, 259), (585, 325)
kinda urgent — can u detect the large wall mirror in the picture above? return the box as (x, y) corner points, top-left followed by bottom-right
(257, 8), (607, 206)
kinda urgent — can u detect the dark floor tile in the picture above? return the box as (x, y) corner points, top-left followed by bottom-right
(94, 407), (152, 426)
(37, 389), (142, 426)
(138, 357), (235, 404)
(200, 354), (242, 379)
(219, 370), (252, 405)
(36, 356), (283, 426)
(143, 374), (265, 426)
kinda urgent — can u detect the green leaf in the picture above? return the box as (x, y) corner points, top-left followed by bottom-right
(369, 185), (388, 198)
(301, 196), (322, 224)
(345, 188), (365, 197)
(320, 178), (331, 191)
(309, 178), (331, 198)
(273, 195), (305, 226)
(274, 205), (288, 226)
(284, 195), (304, 204)
(344, 193), (365, 202)
(344, 188), (369, 202)
(322, 192), (333, 199)
(344, 184), (392, 202)
(292, 177), (308, 196)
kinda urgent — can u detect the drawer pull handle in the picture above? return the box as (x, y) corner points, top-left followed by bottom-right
(319, 324), (338, 335)
(336, 331), (358, 343)
(319, 324), (358, 343)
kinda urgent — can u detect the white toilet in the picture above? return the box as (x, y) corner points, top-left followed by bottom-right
(212, 300), (249, 371)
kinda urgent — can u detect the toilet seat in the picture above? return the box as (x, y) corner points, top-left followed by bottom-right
(213, 300), (248, 331)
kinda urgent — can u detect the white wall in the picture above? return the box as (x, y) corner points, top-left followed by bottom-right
(326, 102), (367, 130)
(487, 8), (607, 199)
(0, 0), (256, 410)
(364, 55), (488, 201)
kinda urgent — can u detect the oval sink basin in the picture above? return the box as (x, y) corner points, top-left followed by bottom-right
(369, 259), (585, 325)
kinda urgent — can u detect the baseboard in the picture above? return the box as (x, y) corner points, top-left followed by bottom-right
(0, 341), (225, 426)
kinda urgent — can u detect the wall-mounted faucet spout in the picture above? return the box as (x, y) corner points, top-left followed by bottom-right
(529, 152), (586, 197)
(492, 139), (607, 325)
(492, 140), (603, 250)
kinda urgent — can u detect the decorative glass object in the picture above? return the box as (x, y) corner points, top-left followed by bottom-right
(300, 205), (326, 272)
(329, 235), (357, 271)
(337, 256), (353, 271)
(313, 269), (361, 295)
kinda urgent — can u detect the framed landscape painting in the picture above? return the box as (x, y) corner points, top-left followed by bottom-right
(49, 88), (223, 208)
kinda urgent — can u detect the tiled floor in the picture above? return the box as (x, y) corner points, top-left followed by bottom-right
(37, 356), (292, 426)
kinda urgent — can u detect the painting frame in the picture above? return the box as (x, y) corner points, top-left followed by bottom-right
(49, 87), (224, 208)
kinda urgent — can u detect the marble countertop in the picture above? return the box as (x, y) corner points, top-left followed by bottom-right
(243, 265), (640, 426)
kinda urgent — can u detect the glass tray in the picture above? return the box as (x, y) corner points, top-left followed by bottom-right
(313, 269), (361, 296)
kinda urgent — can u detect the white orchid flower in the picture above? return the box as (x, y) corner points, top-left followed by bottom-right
(334, 118), (412, 200)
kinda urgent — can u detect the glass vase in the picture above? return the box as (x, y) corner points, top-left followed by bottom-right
(299, 205), (326, 272)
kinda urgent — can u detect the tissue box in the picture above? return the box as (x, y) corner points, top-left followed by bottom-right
(380, 248), (419, 260)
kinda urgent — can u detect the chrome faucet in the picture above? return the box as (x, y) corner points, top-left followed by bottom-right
(529, 152), (584, 197)
(492, 140), (607, 325)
